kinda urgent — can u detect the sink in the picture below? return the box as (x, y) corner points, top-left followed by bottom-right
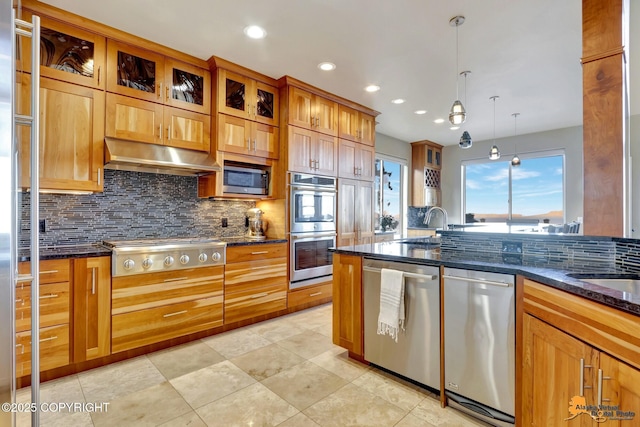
(567, 273), (640, 296)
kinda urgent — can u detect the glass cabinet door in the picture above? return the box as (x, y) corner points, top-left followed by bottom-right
(217, 69), (278, 126)
(255, 81), (278, 126)
(106, 40), (165, 103)
(165, 58), (211, 115)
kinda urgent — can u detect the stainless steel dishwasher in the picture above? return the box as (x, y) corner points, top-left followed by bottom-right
(363, 258), (440, 390)
(443, 267), (515, 426)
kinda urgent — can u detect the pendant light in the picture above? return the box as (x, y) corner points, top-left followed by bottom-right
(458, 71), (473, 149)
(511, 113), (521, 167)
(448, 16), (466, 126)
(488, 96), (501, 160)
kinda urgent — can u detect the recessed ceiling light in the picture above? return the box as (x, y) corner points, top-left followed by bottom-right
(365, 85), (380, 92)
(450, 126), (460, 130)
(434, 118), (445, 124)
(318, 62), (336, 71)
(391, 99), (405, 104)
(243, 25), (267, 39)
(414, 110), (427, 115)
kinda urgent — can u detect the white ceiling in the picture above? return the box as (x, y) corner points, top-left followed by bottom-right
(39, 0), (638, 146)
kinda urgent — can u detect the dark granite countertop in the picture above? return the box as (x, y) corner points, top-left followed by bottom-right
(331, 241), (640, 317)
(219, 237), (288, 246)
(19, 243), (112, 262)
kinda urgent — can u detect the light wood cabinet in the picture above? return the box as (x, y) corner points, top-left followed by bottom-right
(111, 266), (224, 353)
(19, 76), (105, 192)
(216, 68), (279, 127)
(338, 105), (375, 146)
(288, 86), (338, 136)
(288, 280), (333, 308)
(224, 243), (288, 324)
(164, 57), (211, 115)
(332, 253), (363, 357)
(73, 256), (111, 362)
(411, 140), (443, 206)
(287, 126), (338, 176)
(337, 179), (374, 247)
(338, 139), (375, 181)
(217, 114), (279, 159)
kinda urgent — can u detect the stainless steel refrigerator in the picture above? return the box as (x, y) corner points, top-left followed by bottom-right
(1, 2), (41, 426)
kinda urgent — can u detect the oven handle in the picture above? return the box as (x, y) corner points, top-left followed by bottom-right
(291, 232), (336, 240)
(290, 186), (337, 193)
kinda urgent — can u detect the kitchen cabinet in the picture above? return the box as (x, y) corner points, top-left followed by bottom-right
(217, 114), (279, 159)
(111, 266), (224, 353)
(332, 253), (363, 358)
(224, 243), (288, 324)
(216, 68), (279, 127)
(16, 259), (71, 377)
(338, 139), (375, 181)
(288, 281), (333, 309)
(164, 57), (211, 115)
(287, 126), (338, 176)
(411, 140), (443, 206)
(337, 179), (374, 246)
(522, 279), (640, 425)
(338, 105), (375, 146)
(73, 256), (111, 362)
(18, 76), (105, 192)
(288, 86), (338, 136)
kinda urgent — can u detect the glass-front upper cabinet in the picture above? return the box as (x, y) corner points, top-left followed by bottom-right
(216, 69), (278, 126)
(20, 12), (106, 89)
(165, 58), (210, 115)
(106, 39), (165, 103)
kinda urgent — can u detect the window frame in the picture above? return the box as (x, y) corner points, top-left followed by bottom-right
(374, 154), (408, 236)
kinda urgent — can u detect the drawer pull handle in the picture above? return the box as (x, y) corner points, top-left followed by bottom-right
(39, 336), (57, 343)
(251, 251), (269, 255)
(39, 293), (58, 300)
(91, 268), (96, 295)
(309, 292), (322, 297)
(163, 277), (188, 283)
(40, 270), (59, 275)
(15, 298), (23, 304)
(163, 310), (188, 318)
(251, 292), (269, 299)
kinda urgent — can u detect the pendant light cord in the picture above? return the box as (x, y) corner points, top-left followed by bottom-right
(455, 23), (459, 100)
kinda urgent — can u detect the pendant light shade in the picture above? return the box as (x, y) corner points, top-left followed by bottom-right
(448, 16), (466, 126)
(459, 131), (473, 149)
(511, 113), (521, 167)
(488, 96), (500, 160)
(511, 154), (521, 167)
(489, 145), (501, 160)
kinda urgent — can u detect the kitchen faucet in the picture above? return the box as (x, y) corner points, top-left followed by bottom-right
(423, 206), (448, 230)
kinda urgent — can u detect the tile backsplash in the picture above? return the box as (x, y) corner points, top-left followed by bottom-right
(20, 170), (255, 247)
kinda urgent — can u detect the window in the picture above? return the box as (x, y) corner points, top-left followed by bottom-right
(463, 152), (564, 225)
(374, 157), (407, 234)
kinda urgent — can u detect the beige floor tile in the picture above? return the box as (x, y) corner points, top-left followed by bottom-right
(303, 383), (407, 427)
(352, 369), (429, 412)
(276, 412), (321, 426)
(249, 317), (307, 342)
(201, 327), (272, 359)
(309, 347), (370, 381)
(78, 356), (165, 403)
(91, 381), (191, 427)
(41, 411), (95, 427)
(410, 396), (492, 426)
(196, 382), (298, 427)
(158, 410), (207, 427)
(311, 321), (333, 337)
(394, 413), (438, 427)
(16, 376), (88, 426)
(261, 360), (348, 411)
(230, 343), (305, 381)
(148, 341), (225, 380)
(170, 360), (256, 409)
(276, 330), (336, 360)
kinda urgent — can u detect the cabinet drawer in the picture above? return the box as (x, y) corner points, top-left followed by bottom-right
(226, 243), (287, 263)
(16, 324), (70, 377)
(112, 296), (224, 353)
(112, 266), (223, 315)
(224, 284), (287, 324)
(16, 282), (70, 332)
(224, 258), (287, 293)
(19, 259), (70, 284)
(288, 281), (333, 308)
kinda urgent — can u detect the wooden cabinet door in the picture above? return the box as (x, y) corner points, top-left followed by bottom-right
(106, 39), (165, 103)
(338, 105), (359, 142)
(337, 179), (357, 247)
(164, 58), (211, 115)
(522, 314), (599, 426)
(288, 126), (314, 174)
(332, 253), (363, 357)
(313, 95), (338, 136)
(315, 133), (338, 176)
(254, 81), (279, 126)
(73, 256), (111, 362)
(599, 354), (640, 426)
(359, 112), (375, 146)
(338, 139), (357, 179)
(106, 92), (163, 145)
(217, 114), (251, 155)
(253, 122), (279, 159)
(217, 69), (254, 120)
(164, 107), (210, 152)
(21, 78), (105, 192)
(357, 180), (374, 244)
(358, 143), (375, 181)
(288, 86), (313, 129)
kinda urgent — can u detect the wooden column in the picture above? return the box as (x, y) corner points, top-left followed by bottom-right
(582, 0), (626, 236)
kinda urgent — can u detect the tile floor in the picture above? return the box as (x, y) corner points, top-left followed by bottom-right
(17, 303), (490, 427)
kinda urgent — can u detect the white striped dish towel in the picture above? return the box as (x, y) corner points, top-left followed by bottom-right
(377, 268), (405, 342)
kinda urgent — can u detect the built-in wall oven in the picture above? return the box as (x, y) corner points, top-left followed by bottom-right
(289, 173), (337, 289)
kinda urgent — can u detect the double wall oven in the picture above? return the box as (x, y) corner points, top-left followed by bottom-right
(289, 173), (336, 289)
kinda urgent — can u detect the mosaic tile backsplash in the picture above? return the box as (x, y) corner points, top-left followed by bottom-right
(20, 170), (255, 247)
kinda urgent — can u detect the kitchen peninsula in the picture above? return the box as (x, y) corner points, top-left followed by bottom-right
(331, 231), (640, 425)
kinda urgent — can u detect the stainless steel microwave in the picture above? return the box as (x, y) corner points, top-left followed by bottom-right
(223, 165), (269, 195)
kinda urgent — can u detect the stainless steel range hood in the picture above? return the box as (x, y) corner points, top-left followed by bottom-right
(104, 138), (221, 176)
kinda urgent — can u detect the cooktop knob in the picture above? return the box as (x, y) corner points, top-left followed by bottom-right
(123, 259), (135, 270)
(211, 252), (221, 261)
(198, 253), (208, 262)
(142, 258), (153, 269)
(179, 254), (190, 265)
(164, 256), (174, 266)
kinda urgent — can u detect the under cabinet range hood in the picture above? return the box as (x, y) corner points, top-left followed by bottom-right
(104, 138), (221, 176)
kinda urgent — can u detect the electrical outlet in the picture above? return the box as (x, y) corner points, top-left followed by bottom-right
(221, 218), (228, 227)
(39, 219), (46, 233)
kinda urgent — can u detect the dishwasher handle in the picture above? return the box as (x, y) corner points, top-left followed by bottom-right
(363, 266), (438, 281)
(443, 274), (512, 288)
